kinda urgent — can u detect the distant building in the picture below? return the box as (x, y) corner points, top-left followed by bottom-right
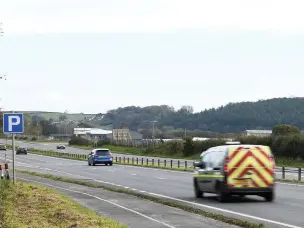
(242, 130), (272, 137)
(74, 128), (112, 140)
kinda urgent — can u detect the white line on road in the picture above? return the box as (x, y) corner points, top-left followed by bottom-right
(18, 177), (176, 228)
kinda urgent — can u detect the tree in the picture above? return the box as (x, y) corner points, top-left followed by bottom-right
(183, 137), (195, 156)
(180, 105), (194, 114)
(272, 124), (300, 136)
(59, 115), (68, 122)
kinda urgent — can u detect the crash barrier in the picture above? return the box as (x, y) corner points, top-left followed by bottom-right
(23, 148), (304, 181)
(0, 163), (10, 180)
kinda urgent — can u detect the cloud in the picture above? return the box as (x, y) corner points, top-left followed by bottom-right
(1, 0), (304, 35)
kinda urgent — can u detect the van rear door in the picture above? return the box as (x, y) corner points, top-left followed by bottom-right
(226, 146), (274, 188)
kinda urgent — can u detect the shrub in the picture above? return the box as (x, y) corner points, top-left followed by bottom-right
(31, 137), (37, 141)
(183, 138), (195, 157)
(97, 139), (111, 147)
(68, 135), (90, 146)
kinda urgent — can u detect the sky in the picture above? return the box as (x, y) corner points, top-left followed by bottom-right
(1, 0), (304, 114)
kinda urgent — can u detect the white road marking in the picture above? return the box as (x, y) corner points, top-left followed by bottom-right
(147, 192), (302, 228)
(156, 177), (167, 180)
(18, 177), (176, 228)
(131, 174), (136, 176)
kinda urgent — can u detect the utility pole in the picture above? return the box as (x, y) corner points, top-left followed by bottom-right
(150, 120), (157, 140)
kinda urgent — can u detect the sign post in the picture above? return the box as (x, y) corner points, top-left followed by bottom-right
(3, 113), (24, 183)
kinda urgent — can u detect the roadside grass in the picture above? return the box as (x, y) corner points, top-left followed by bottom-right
(69, 144), (304, 168)
(0, 179), (126, 228)
(16, 139), (66, 143)
(17, 170), (268, 228)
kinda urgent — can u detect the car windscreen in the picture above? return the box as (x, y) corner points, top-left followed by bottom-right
(95, 150), (110, 156)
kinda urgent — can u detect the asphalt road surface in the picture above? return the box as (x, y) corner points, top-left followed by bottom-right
(0, 151), (303, 228)
(18, 173), (234, 228)
(1, 139), (302, 181)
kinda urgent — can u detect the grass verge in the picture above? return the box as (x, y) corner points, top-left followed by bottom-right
(16, 139), (66, 143)
(0, 179), (126, 228)
(17, 169), (268, 228)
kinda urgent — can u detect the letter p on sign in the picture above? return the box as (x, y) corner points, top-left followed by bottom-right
(8, 116), (20, 131)
(3, 113), (24, 134)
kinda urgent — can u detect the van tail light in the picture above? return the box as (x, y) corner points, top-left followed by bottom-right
(224, 156), (229, 173)
(94, 155), (99, 158)
(269, 154), (275, 172)
(223, 156), (229, 184)
(107, 154), (113, 158)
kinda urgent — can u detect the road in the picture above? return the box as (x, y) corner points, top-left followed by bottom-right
(0, 151), (303, 228)
(18, 173), (230, 228)
(1, 139), (303, 181)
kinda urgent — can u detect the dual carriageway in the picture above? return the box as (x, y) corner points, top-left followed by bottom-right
(0, 139), (303, 228)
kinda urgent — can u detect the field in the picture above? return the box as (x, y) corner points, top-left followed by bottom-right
(0, 180), (126, 228)
(20, 111), (96, 121)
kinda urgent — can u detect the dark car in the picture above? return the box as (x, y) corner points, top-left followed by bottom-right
(16, 147), (27, 155)
(88, 148), (113, 166)
(57, 145), (66, 149)
(0, 144), (6, 150)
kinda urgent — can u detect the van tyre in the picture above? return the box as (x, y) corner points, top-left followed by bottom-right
(264, 191), (275, 202)
(216, 183), (228, 202)
(194, 179), (203, 198)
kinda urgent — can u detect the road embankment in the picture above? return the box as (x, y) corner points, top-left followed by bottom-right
(0, 179), (126, 228)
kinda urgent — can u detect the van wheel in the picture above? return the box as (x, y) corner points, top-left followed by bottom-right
(194, 180), (203, 198)
(216, 184), (228, 202)
(264, 191), (275, 202)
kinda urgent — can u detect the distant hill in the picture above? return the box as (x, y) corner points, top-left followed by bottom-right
(18, 111), (96, 122)
(97, 97), (304, 133)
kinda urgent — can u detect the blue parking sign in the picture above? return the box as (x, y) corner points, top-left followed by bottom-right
(3, 113), (24, 134)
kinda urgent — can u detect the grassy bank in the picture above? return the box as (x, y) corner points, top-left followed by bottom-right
(18, 170), (269, 228)
(70, 144), (208, 160)
(17, 139), (66, 143)
(0, 180), (126, 228)
(69, 144), (304, 168)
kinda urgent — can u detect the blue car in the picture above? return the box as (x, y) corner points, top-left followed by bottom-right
(88, 148), (113, 166)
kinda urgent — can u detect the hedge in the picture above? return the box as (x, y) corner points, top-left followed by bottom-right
(69, 134), (304, 159)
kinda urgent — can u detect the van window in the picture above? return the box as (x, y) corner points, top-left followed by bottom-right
(201, 153), (212, 168)
(209, 151), (226, 167)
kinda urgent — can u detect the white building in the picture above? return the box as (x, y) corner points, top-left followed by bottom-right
(74, 128), (112, 139)
(243, 130), (272, 137)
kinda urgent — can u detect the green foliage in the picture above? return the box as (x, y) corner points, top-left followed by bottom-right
(183, 138), (195, 157)
(31, 137), (37, 140)
(100, 98), (304, 133)
(68, 135), (90, 146)
(96, 139), (111, 147)
(272, 124), (300, 136)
